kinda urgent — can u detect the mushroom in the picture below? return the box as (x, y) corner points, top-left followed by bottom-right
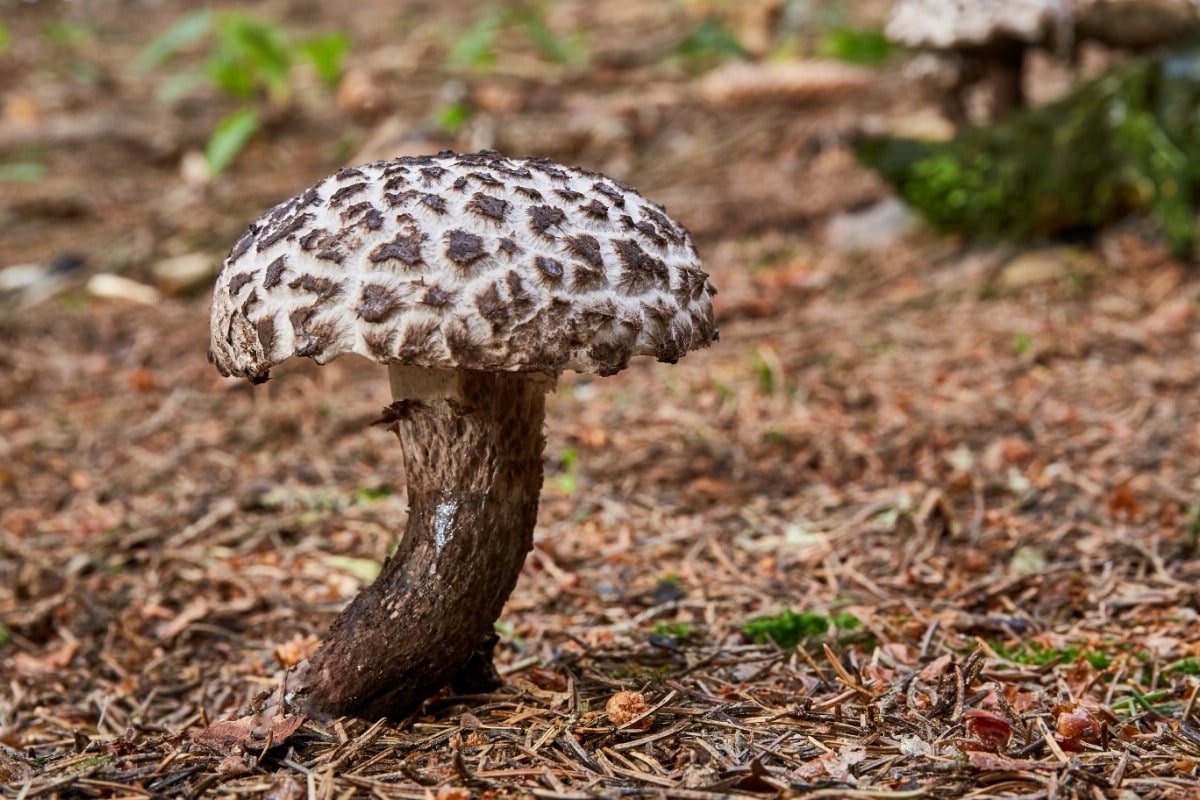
(886, 0), (1071, 122)
(1073, 0), (1200, 50)
(208, 150), (718, 722)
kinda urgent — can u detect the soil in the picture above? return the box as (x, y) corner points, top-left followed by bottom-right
(2, 1), (1199, 798)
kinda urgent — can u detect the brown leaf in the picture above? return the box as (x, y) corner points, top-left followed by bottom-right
(191, 714), (305, 753)
(962, 709), (1014, 752)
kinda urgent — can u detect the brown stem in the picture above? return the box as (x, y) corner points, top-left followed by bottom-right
(292, 368), (550, 722)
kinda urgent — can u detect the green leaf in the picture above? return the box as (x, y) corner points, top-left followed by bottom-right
(154, 70), (204, 104)
(818, 28), (895, 65)
(133, 10), (213, 74)
(0, 22), (10, 54)
(446, 12), (502, 72)
(435, 100), (472, 132)
(299, 33), (349, 85)
(0, 161), (47, 182)
(675, 19), (746, 63)
(43, 20), (92, 47)
(204, 108), (260, 176)
(206, 13), (292, 99)
(518, 10), (584, 65)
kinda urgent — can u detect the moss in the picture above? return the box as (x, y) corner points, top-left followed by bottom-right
(857, 40), (1200, 259)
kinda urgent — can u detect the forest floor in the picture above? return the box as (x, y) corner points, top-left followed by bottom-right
(2, 1), (1199, 798)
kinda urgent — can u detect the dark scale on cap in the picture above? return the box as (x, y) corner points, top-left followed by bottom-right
(383, 176), (410, 193)
(528, 159), (570, 181)
(580, 199), (608, 219)
(363, 329), (396, 359)
(554, 188), (584, 202)
(592, 182), (626, 207)
(614, 238), (669, 295)
(468, 171), (502, 186)
(345, 202), (385, 230)
(256, 316), (277, 356)
(505, 271), (537, 317)
(635, 220), (667, 248)
(495, 165), (532, 180)
(422, 285), (454, 308)
(528, 205), (567, 237)
(467, 192), (510, 222)
(419, 165), (447, 183)
(453, 151), (497, 167)
(357, 284), (407, 323)
(370, 231), (425, 267)
(475, 283), (513, 331)
(565, 234), (604, 268)
(578, 297), (618, 328)
(256, 212), (315, 251)
(644, 295), (677, 323)
(294, 324), (334, 359)
(288, 304), (316, 332)
(498, 237), (522, 257)
(230, 228), (255, 260)
(298, 229), (346, 263)
(329, 181), (368, 207)
(445, 323), (484, 363)
(570, 262), (608, 293)
(396, 318), (440, 360)
(588, 341), (632, 377)
(289, 273), (342, 301)
(640, 205), (685, 245)
(422, 194), (448, 214)
(445, 229), (487, 265)
(513, 186), (543, 201)
(534, 256), (564, 282)
(264, 255), (288, 288)
(228, 271), (256, 296)
(673, 267), (711, 304)
(384, 189), (418, 208)
(336, 167), (367, 180)
(451, 176), (469, 191)
(381, 161), (411, 178)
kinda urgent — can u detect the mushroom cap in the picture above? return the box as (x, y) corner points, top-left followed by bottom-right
(886, 0), (1071, 49)
(209, 150), (718, 382)
(1074, 0), (1200, 49)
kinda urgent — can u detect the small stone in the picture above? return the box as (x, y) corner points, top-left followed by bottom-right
(824, 198), (920, 253)
(153, 252), (217, 294)
(87, 274), (161, 305)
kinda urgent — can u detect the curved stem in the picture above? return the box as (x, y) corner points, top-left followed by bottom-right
(292, 368), (550, 722)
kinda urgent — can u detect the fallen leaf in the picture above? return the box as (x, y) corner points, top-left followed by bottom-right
(191, 714), (305, 753)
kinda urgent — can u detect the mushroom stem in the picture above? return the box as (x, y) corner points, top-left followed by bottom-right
(293, 366), (552, 722)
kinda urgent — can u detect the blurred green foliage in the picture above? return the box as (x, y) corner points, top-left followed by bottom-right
(674, 18), (746, 67)
(743, 609), (861, 649)
(135, 11), (348, 177)
(857, 42), (1200, 259)
(445, 4), (587, 73)
(0, 22), (9, 53)
(817, 28), (895, 65)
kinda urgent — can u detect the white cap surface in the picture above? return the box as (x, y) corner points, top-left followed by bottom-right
(209, 151), (718, 382)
